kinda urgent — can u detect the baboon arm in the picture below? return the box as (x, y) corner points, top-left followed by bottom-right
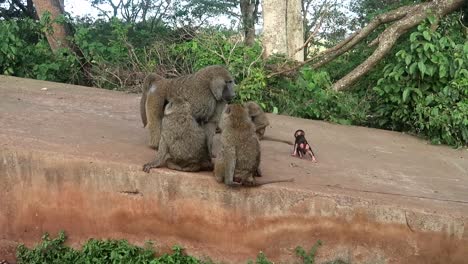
(223, 148), (239, 187)
(205, 102), (227, 155)
(291, 143), (298, 156)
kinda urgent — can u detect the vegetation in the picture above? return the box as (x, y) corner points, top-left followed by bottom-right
(16, 231), (347, 264)
(0, 0), (467, 147)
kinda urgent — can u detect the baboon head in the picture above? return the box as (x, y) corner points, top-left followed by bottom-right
(164, 98), (191, 116)
(204, 65), (236, 102)
(244, 101), (263, 117)
(219, 104), (250, 130)
(294, 129), (305, 137)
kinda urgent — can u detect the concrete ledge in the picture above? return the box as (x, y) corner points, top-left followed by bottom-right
(1, 76), (467, 263)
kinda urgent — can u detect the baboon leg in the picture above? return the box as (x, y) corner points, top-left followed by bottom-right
(143, 140), (168, 172)
(223, 148), (240, 187)
(214, 156), (225, 183)
(167, 161), (201, 172)
(146, 83), (166, 150)
(255, 167), (263, 177)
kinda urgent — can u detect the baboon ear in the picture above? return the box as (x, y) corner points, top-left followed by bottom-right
(164, 102), (174, 115)
(210, 77), (225, 101)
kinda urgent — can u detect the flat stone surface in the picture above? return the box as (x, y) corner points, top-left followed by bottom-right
(1, 75), (467, 214)
(1, 75), (468, 263)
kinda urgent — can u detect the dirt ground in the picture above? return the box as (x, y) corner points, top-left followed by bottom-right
(1, 75), (467, 263)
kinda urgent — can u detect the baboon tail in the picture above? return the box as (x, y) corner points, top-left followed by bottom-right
(140, 73), (161, 128)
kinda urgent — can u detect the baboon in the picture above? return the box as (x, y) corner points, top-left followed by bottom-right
(243, 101), (293, 145)
(214, 104), (293, 187)
(142, 98), (212, 173)
(292, 129), (317, 162)
(140, 65), (236, 152)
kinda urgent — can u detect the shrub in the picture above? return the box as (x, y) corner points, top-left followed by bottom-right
(373, 16), (468, 147)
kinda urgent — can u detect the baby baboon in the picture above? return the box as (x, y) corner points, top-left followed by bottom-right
(142, 98), (212, 173)
(214, 104), (261, 186)
(140, 65), (236, 151)
(243, 101), (293, 145)
(292, 129), (317, 162)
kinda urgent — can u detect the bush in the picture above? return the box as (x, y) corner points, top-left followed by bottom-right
(0, 18), (81, 83)
(17, 232), (346, 264)
(373, 16), (468, 147)
(275, 67), (370, 125)
(17, 231), (204, 264)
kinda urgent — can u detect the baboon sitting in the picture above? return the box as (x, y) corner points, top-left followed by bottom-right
(214, 104), (261, 186)
(143, 98), (212, 173)
(214, 104), (294, 187)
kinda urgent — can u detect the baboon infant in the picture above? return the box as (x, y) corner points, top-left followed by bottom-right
(214, 104), (261, 186)
(140, 65), (236, 153)
(244, 101), (293, 145)
(143, 98), (212, 173)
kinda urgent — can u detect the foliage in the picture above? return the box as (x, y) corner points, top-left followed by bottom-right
(17, 231), (203, 264)
(276, 67), (370, 125)
(294, 240), (322, 264)
(0, 17), (81, 83)
(373, 15), (468, 147)
(17, 232), (346, 264)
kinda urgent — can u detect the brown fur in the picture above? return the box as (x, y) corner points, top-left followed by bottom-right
(140, 65), (236, 151)
(142, 98), (212, 173)
(214, 104), (293, 187)
(213, 104), (261, 186)
(243, 101), (293, 145)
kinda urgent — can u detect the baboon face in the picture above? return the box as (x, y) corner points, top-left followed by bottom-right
(209, 67), (236, 102)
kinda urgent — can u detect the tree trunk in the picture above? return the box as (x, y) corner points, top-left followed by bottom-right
(240, 0), (257, 46)
(262, 0), (304, 61)
(33, 0), (71, 52)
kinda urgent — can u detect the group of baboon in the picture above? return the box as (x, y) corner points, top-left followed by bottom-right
(139, 65), (317, 187)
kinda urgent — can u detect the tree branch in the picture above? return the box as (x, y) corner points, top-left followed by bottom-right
(267, 0), (465, 89)
(332, 0), (465, 91)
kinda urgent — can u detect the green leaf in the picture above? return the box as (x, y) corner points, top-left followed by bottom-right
(439, 65), (447, 78)
(405, 55), (412, 65)
(409, 62), (417, 75)
(425, 95), (434, 105)
(423, 31), (431, 41)
(403, 88), (411, 102)
(418, 61), (426, 75)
